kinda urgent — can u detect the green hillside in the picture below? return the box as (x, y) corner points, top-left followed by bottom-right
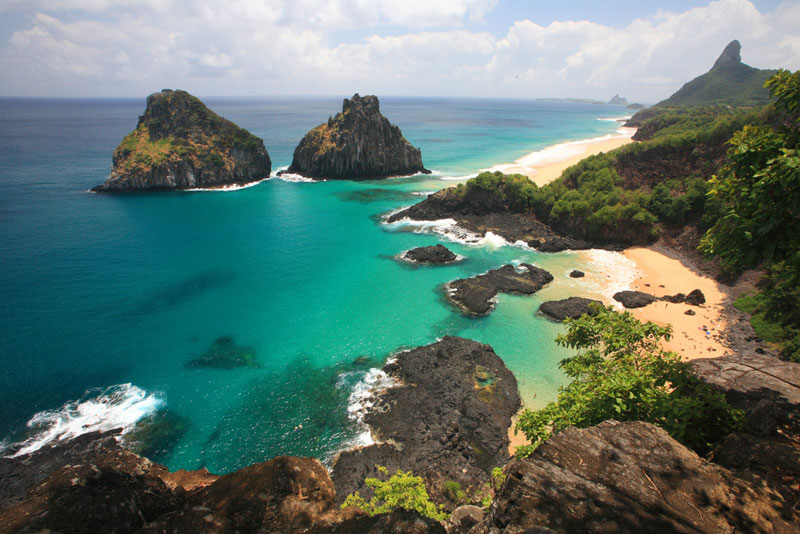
(653, 40), (775, 109)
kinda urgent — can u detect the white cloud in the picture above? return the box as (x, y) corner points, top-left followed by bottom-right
(0, 0), (798, 99)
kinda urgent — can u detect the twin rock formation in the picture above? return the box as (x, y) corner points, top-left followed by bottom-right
(94, 91), (427, 191)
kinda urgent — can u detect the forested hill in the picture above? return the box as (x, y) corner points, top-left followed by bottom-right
(628, 41), (775, 127)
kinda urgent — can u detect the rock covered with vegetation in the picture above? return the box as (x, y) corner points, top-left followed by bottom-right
(93, 89), (271, 192)
(331, 336), (520, 508)
(287, 94), (429, 180)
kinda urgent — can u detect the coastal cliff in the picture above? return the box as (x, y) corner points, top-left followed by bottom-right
(93, 90), (271, 192)
(286, 94), (430, 180)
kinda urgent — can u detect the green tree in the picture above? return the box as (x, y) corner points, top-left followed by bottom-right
(341, 466), (448, 521)
(514, 306), (742, 457)
(700, 69), (800, 273)
(700, 69), (800, 360)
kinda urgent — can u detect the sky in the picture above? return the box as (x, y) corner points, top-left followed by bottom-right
(0, 0), (798, 102)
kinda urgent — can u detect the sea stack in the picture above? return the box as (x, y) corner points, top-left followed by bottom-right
(286, 93), (430, 180)
(93, 89), (271, 192)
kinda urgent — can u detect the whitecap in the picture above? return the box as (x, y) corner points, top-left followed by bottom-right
(580, 249), (643, 307)
(4, 383), (164, 458)
(338, 367), (399, 447)
(184, 178), (268, 192)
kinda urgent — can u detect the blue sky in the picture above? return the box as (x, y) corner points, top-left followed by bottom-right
(0, 1), (797, 101)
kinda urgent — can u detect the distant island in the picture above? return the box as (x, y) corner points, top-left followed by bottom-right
(285, 93), (430, 180)
(92, 89), (271, 192)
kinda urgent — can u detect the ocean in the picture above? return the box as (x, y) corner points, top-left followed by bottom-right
(0, 96), (637, 473)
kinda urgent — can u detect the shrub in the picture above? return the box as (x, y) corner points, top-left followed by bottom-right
(341, 466), (447, 521)
(514, 306), (743, 457)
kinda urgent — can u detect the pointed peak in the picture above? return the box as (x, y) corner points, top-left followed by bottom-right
(713, 40), (741, 68)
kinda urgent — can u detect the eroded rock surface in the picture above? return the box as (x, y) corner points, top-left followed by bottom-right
(0, 431), (447, 533)
(332, 336), (520, 505)
(447, 264), (553, 315)
(479, 421), (797, 534)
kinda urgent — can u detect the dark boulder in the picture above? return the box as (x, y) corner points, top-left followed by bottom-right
(331, 336), (520, 505)
(402, 244), (459, 264)
(480, 421), (797, 533)
(538, 297), (603, 322)
(685, 288), (706, 306)
(287, 94), (429, 180)
(94, 89), (270, 192)
(612, 290), (657, 308)
(447, 264), (553, 315)
(568, 270), (585, 278)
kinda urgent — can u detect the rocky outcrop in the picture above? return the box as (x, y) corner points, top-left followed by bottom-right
(568, 270), (584, 278)
(331, 337), (520, 505)
(713, 39), (742, 68)
(612, 290), (657, 309)
(93, 89), (271, 192)
(402, 244), (459, 264)
(286, 94), (429, 180)
(478, 421), (797, 533)
(0, 430), (446, 533)
(447, 264), (553, 315)
(386, 185), (602, 252)
(538, 297), (602, 322)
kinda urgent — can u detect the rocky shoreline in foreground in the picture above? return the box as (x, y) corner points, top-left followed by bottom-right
(2, 330), (797, 533)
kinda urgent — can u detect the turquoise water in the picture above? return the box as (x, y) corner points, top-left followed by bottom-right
(0, 96), (631, 473)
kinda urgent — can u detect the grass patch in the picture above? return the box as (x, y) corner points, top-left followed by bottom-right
(734, 293), (785, 343)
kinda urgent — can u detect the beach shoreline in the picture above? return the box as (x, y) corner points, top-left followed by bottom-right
(491, 126), (636, 187)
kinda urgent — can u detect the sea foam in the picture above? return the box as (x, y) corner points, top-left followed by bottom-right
(581, 249), (642, 306)
(339, 365), (399, 447)
(3, 383), (163, 458)
(386, 217), (532, 250)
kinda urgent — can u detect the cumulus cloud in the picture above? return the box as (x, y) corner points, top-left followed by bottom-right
(0, 0), (797, 100)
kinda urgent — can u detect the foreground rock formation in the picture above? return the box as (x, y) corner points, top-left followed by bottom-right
(93, 90), (271, 192)
(287, 94), (429, 180)
(477, 421), (797, 533)
(331, 336), (520, 505)
(0, 431), (443, 534)
(447, 264), (553, 315)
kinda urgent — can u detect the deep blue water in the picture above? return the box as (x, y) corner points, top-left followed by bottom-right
(0, 96), (631, 472)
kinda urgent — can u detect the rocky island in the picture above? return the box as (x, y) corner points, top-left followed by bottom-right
(93, 89), (271, 192)
(285, 94), (430, 180)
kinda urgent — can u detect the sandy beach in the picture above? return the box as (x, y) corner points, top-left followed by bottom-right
(621, 247), (731, 361)
(492, 127), (636, 187)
